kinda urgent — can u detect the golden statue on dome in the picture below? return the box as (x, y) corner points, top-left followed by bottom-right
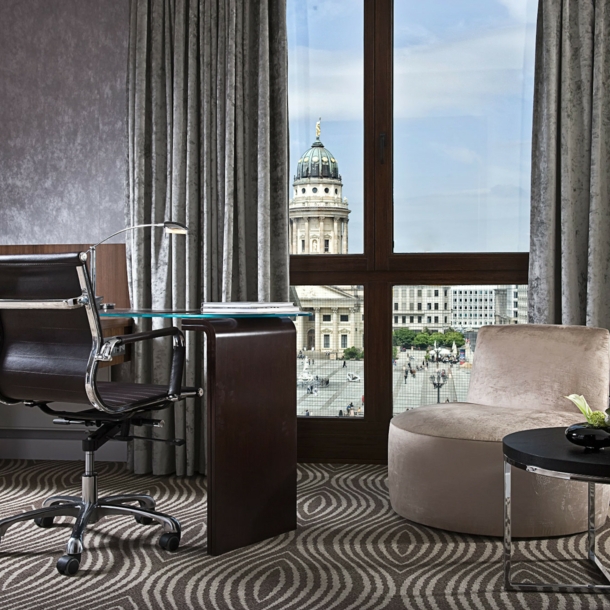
(316, 117), (321, 139)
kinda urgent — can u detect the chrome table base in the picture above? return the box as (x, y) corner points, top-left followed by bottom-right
(504, 457), (610, 593)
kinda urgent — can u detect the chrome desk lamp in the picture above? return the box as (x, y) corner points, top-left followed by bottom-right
(88, 221), (188, 304)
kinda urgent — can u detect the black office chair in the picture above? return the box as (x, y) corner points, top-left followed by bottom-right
(0, 253), (202, 575)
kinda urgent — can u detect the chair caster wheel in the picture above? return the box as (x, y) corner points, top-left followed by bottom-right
(56, 554), (80, 576)
(135, 515), (153, 525)
(159, 532), (180, 552)
(34, 517), (54, 528)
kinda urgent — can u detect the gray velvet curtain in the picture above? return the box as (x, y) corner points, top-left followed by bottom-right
(126, 0), (289, 475)
(529, 0), (610, 327)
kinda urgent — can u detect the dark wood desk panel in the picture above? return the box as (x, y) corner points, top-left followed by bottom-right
(183, 316), (297, 555)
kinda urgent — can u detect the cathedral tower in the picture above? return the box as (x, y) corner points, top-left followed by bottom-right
(289, 121), (350, 254)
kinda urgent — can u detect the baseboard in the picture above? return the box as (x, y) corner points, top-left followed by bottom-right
(0, 429), (127, 462)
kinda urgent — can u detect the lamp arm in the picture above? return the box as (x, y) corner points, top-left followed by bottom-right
(88, 221), (186, 300)
(90, 223), (165, 249)
(88, 222), (163, 299)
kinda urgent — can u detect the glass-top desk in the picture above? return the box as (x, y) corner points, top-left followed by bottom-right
(99, 308), (310, 319)
(100, 309), (299, 556)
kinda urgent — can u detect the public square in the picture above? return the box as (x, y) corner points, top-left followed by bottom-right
(296, 348), (473, 417)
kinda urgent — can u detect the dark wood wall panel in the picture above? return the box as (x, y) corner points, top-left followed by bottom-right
(0, 244), (130, 308)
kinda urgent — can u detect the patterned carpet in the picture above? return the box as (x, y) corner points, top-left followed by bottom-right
(0, 460), (610, 609)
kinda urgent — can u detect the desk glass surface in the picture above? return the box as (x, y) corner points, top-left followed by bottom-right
(98, 308), (309, 319)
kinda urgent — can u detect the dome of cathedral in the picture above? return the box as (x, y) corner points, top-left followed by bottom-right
(295, 139), (340, 181)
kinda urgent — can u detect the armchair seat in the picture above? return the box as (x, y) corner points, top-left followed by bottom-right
(392, 402), (583, 442)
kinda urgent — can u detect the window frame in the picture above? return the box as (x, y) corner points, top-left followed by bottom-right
(291, 0), (528, 463)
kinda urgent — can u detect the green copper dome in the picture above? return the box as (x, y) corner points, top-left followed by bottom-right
(295, 139), (340, 181)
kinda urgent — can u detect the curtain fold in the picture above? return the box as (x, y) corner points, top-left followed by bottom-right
(529, 0), (610, 328)
(126, 0), (289, 476)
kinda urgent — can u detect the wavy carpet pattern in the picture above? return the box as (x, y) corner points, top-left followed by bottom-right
(0, 460), (610, 609)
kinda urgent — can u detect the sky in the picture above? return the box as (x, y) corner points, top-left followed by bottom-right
(286, 0), (537, 253)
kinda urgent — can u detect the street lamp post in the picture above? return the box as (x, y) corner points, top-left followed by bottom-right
(429, 341), (447, 403)
(430, 370), (447, 404)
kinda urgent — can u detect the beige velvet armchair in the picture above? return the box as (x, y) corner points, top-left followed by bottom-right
(388, 324), (610, 537)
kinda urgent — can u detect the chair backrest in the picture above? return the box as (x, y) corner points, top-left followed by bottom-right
(0, 253), (99, 405)
(466, 324), (610, 413)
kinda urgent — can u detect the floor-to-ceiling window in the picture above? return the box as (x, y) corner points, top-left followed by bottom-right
(288, 0), (536, 462)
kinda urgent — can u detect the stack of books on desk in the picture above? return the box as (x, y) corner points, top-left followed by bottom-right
(200, 301), (301, 315)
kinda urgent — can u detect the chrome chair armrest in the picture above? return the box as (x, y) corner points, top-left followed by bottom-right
(96, 327), (186, 402)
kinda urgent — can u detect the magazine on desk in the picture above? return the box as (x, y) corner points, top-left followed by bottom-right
(200, 301), (301, 315)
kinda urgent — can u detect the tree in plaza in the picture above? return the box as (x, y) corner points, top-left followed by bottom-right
(343, 346), (364, 360)
(429, 332), (446, 347)
(412, 332), (433, 349)
(392, 345), (398, 360)
(392, 328), (416, 348)
(441, 330), (465, 348)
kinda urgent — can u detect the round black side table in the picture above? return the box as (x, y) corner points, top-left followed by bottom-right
(503, 427), (610, 594)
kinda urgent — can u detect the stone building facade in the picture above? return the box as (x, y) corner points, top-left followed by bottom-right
(390, 284), (528, 335)
(291, 126), (360, 355)
(293, 285), (364, 356)
(450, 286), (497, 329)
(391, 286), (452, 333)
(289, 129), (349, 255)
(494, 284), (528, 325)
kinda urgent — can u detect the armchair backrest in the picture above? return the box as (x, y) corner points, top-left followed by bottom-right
(466, 324), (610, 413)
(0, 253), (100, 405)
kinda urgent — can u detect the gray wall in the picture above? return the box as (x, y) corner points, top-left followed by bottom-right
(0, 0), (130, 460)
(0, 0), (130, 244)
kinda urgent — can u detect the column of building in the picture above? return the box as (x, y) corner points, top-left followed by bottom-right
(349, 307), (356, 349)
(314, 307), (321, 352)
(333, 218), (339, 253)
(305, 218), (310, 254)
(319, 216), (325, 252)
(296, 311), (305, 351)
(345, 220), (349, 253)
(332, 307), (339, 352)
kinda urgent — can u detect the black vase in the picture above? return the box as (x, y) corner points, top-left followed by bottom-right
(565, 423), (610, 452)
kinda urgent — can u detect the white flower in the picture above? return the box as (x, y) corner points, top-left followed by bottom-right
(565, 394), (607, 427)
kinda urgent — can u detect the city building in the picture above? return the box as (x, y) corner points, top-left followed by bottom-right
(293, 285), (364, 356)
(391, 284), (528, 335)
(495, 284), (529, 325)
(391, 286), (452, 332)
(451, 286), (497, 330)
(291, 127), (361, 355)
(289, 122), (350, 254)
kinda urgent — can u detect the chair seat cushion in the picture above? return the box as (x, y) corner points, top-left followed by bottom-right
(391, 403), (583, 443)
(96, 382), (171, 408)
